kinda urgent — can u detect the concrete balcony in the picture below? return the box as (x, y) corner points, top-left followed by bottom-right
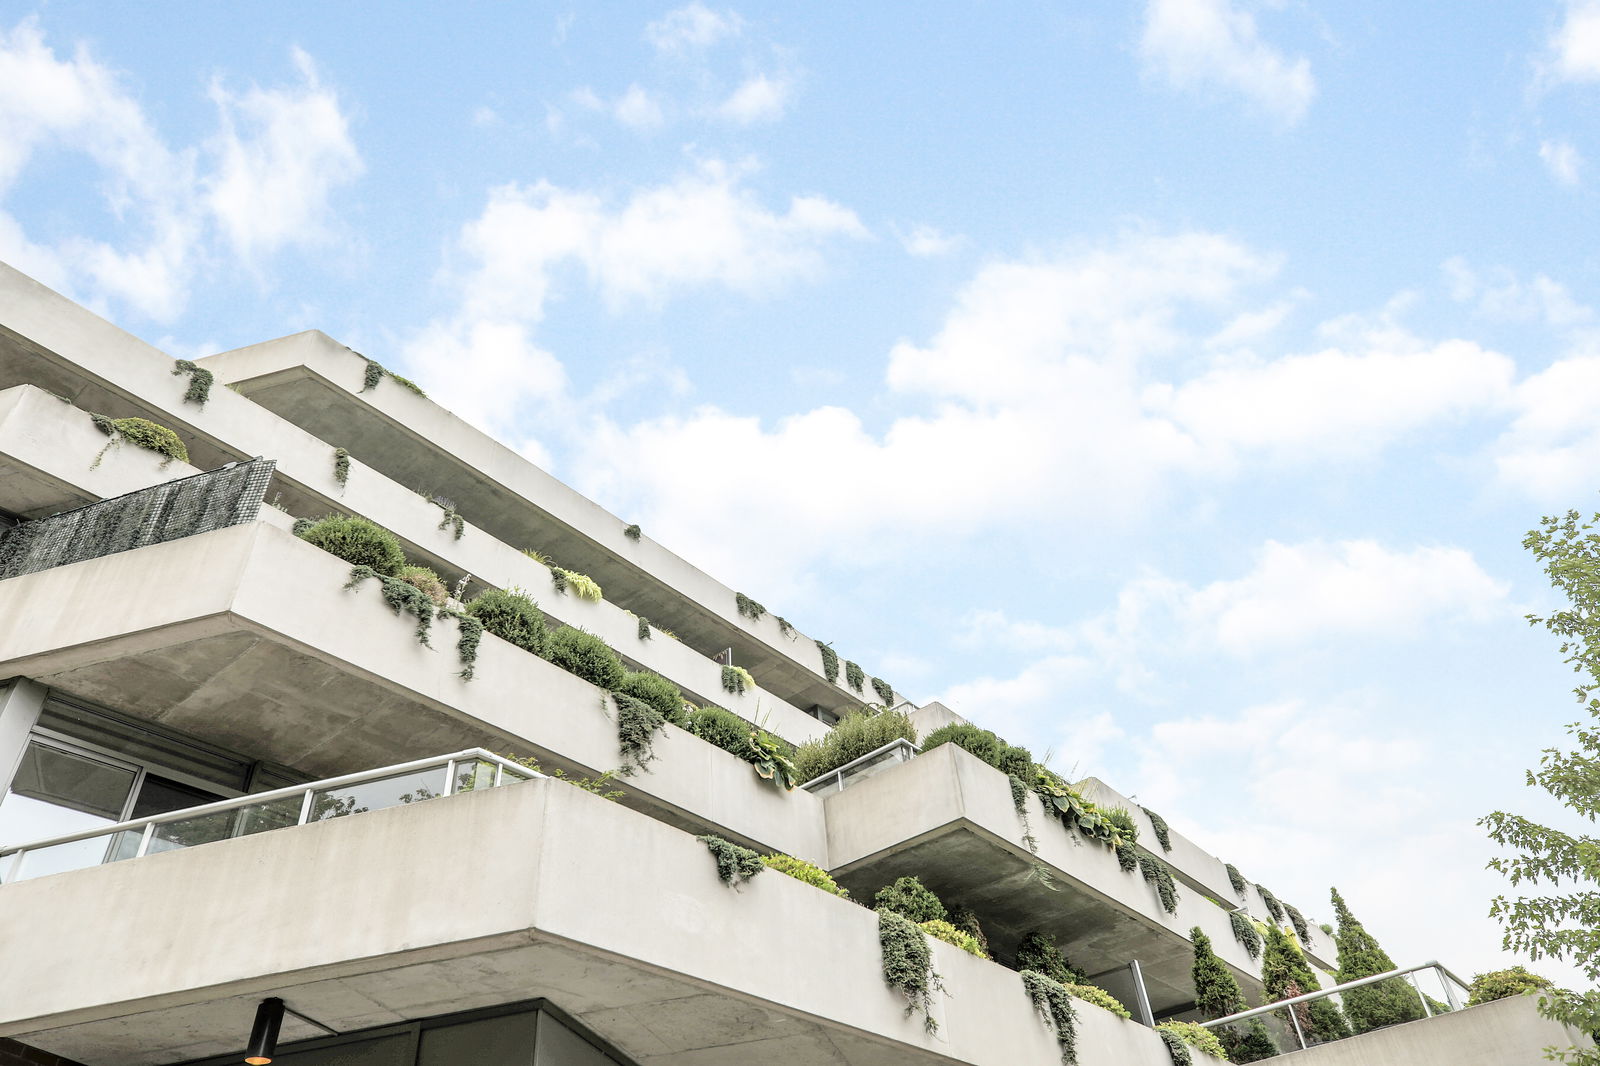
(0, 263), (874, 727)
(823, 743), (1269, 1016)
(0, 520), (826, 863)
(0, 772), (1220, 1066)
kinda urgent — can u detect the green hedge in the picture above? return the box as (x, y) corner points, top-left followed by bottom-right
(793, 707), (916, 783)
(463, 587), (548, 654)
(296, 515), (406, 576)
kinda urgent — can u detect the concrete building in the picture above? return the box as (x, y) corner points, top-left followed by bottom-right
(0, 260), (1585, 1066)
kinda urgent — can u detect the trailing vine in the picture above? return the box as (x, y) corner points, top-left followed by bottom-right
(171, 359), (213, 406)
(345, 565), (432, 646)
(1138, 853), (1180, 915)
(1256, 884), (1285, 923)
(1010, 774), (1041, 855)
(879, 910), (939, 1034)
(871, 677), (894, 705)
(1141, 806), (1173, 852)
(1115, 840), (1139, 873)
(614, 692), (666, 775)
(550, 567), (567, 594)
(1156, 1022), (1227, 1064)
(436, 504), (465, 540)
(88, 413), (188, 467)
(1157, 1029), (1192, 1066)
(817, 640), (840, 683)
(454, 613), (482, 681)
(1020, 970), (1080, 1065)
(636, 615), (652, 640)
(554, 568), (602, 601)
(721, 664), (755, 695)
(623, 523), (641, 541)
(362, 359), (384, 391)
(776, 616), (794, 638)
(333, 447), (350, 485)
(845, 660), (865, 693)
(1226, 862), (1247, 896)
(697, 834), (764, 887)
(735, 592), (766, 621)
(1230, 909), (1262, 958)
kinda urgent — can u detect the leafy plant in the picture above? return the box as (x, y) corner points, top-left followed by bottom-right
(614, 692), (666, 775)
(1331, 887), (1425, 1033)
(1020, 970), (1080, 1065)
(545, 626), (626, 690)
(297, 514), (406, 575)
(89, 413), (189, 465)
(1229, 909), (1262, 959)
(1138, 853), (1180, 915)
(735, 592), (766, 621)
(1015, 930), (1082, 985)
(697, 834), (764, 887)
(1033, 769), (1120, 847)
(1468, 966), (1552, 1006)
(749, 729), (799, 790)
(1102, 806), (1139, 843)
(501, 752), (622, 800)
(345, 566), (433, 647)
(333, 446), (350, 485)
(845, 660), (865, 693)
(1141, 806), (1173, 852)
(1066, 982), (1130, 1020)
(879, 910), (939, 1033)
(762, 853), (849, 897)
(1226, 863), (1248, 897)
(1262, 922), (1351, 1043)
(1156, 1021), (1227, 1064)
(523, 547), (553, 566)
(554, 568), (602, 602)
(874, 875), (946, 924)
(623, 523), (641, 541)
(816, 640), (840, 683)
(922, 919), (987, 958)
(793, 707), (917, 783)
(871, 677), (894, 705)
(397, 565), (447, 606)
(616, 671), (684, 725)
(721, 664), (755, 695)
(171, 359), (213, 405)
(463, 587), (548, 655)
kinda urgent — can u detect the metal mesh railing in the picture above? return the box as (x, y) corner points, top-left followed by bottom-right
(0, 457), (275, 580)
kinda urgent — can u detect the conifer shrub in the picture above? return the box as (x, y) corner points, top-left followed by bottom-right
(792, 706), (917, 783)
(1015, 930), (1083, 985)
(874, 875), (947, 924)
(544, 626), (626, 690)
(1192, 926), (1281, 1062)
(1261, 923), (1351, 1043)
(296, 515), (406, 576)
(1330, 887), (1425, 1033)
(616, 671), (684, 724)
(761, 853), (849, 897)
(1467, 965), (1551, 1006)
(463, 587), (548, 654)
(397, 565), (447, 606)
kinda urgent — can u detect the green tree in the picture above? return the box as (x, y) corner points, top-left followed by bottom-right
(1261, 922), (1351, 1044)
(1481, 508), (1600, 1064)
(1330, 887), (1424, 1033)
(1191, 927), (1280, 1063)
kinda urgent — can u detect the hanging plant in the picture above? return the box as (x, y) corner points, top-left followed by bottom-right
(697, 834), (764, 887)
(436, 503), (465, 540)
(345, 565), (432, 646)
(816, 640), (840, 683)
(636, 615), (652, 641)
(1141, 806), (1173, 852)
(845, 661), (865, 693)
(623, 523), (641, 541)
(1138, 853), (1180, 915)
(1284, 903), (1312, 943)
(1020, 970), (1080, 1066)
(554, 568), (602, 601)
(454, 614), (483, 681)
(721, 664), (755, 695)
(1230, 909), (1263, 958)
(776, 616), (794, 638)
(362, 359), (384, 392)
(88, 413), (188, 467)
(1156, 1022), (1227, 1064)
(735, 592), (766, 621)
(1256, 884), (1285, 923)
(614, 692), (666, 776)
(1115, 840), (1139, 873)
(1010, 774), (1041, 855)
(1157, 1029), (1191, 1066)
(333, 447), (350, 485)
(1226, 863), (1248, 897)
(871, 677), (894, 705)
(748, 730), (798, 790)
(879, 911), (939, 1034)
(171, 359), (214, 406)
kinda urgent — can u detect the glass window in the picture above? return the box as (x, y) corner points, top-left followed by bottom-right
(0, 741), (137, 879)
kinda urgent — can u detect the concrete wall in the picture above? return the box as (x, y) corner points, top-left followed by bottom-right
(1271, 993), (1593, 1066)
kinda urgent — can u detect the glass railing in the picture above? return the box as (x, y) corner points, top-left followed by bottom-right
(800, 738), (920, 793)
(0, 749), (537, 884)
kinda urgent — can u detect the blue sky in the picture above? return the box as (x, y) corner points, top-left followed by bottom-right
(4, 1), (1599, 987)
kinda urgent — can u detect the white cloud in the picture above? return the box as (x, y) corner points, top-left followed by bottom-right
(646, 3), (742, 53)
(612, 84), (665, 129)
(1444, 257), (1593, 327)
(1546, 1), (1600, 84)
(715, 73), (790, 124)
(1138, 0), (1315, 125)
(897, 223), (961, 258)
(1539, 138), (1583, 185)
(1495, 354), (1600, 499)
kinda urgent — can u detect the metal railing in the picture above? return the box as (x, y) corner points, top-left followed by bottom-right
(800, 738), (920, 793)
(0, 748), (538, 885)
(1201, 959), (1473, 1053)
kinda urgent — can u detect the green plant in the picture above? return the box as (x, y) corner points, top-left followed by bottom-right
(1015, 930), (1082, 985)
(776, 616), (794, 638)
(816, 640), (839, 683)
(721, 664), (755, 695)
(1226, 863), (1247, 897)
(1139, 854), (1179, 915)
(89, 413), (189, 465)
(1009, 774), (1044, 858)
(1142, 806), (1173, 852)
(635, 614), (652, 641)
(545, 626), (626, 690)
(793, 707), (917, 783)
(1102, 806), (1139, 843)
(761, 853), (848, 897)
(1468, 965), (1553, 1006)
(623, 523), (641, 541)
(614, 692), (666, 775)
(874, 875), (946, 924)
(871, 677), (894, 705)
(1158, 1029), (1192, 1066)
(332, 447), (350, 485)
(1229, 910), (1262, 959)
(921, 919), (987, 958)
(1331, 887), (1425, 1034)
(949, 904), (989, 957)
(1256, 885), (1285, 923)
(344, 566), (433, 646)
(1156, 1021), (1227, 1064)
(297, 515), (406, 575)
(1284, 903), (1311, 943)
(749, 729), (799, 790)
(616, 671), (683, 725)
(454, 614), (482, 681)
(523, 547), (553, 566)
(501, 752), (623, 800)
(436, 504), (465, 540)
(921, 722), (1036, 782)
(464, 587), (548, 655)
(685, 705), (755, 755)
(1020, 970), (1079, 1065)
(554, 568), (602, 602)
(362, 359), (384, 391)
(845, 660), (865, 693)
(1193, 926), (1279, 1062)
(1066, 983), (1130, 1019)
(171, 359), (213, 405)
(879, 910), (939, 1033)
(1262, 922), (1350, 1043)
(1033, 769), (1120, 846)
(696, 834), (764, 887)
(397, 565), (447, 606)
(1115, 840), (1138, 873)
(735, 592), (766, 621)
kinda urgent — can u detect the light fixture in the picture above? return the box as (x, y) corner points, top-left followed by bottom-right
(244, 997), (284, 1064)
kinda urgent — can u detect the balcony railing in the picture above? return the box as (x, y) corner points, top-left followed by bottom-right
(800, 738), (920, 794)
(0, 749), (538, 885)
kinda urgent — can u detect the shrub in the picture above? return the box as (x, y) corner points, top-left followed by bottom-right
(761, 853), (849, 897)
(721, 664), (755, 695)
(1193, 926), (1281, 1062)
(1261, 922), (1350, 1043)
(463, 587), (547, 654)
(697, 834), (763, 886)
(616, 671), (684, 724)
(793, 707), (918, 783)
(297, 515), (406, 576)
(1467, 965), (1551, 1006)
(1065, 982), (1130, 1020)
(1102, 806), (1139, 843)
(684, 705), (784, 763)
(91, 414), (190, 464)
(1156, 1021), (1228, 1063)
(1142, 806), (1173, 852)
(921, 722), (1035, 780)
(921, 919), (987, 958)
(950, 904), (989, 958)
(874, 875), (946, 924)
(397, 565), (447, 606)
(1331, 887), (1425, 1033)
(1016, 930), (1082, 985)
(544, 626), (626, 689)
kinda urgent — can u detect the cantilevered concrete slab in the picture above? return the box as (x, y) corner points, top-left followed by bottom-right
(823, 743), (1268, 1016)
(0, 521), (826, 863)
(1269, 994), (1592, 1066)
(0, 777), (1221, 1066)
